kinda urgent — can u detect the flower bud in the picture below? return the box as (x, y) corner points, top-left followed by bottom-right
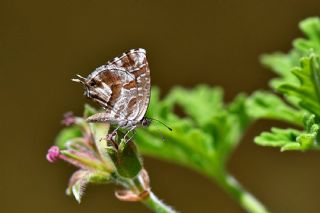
(108, 139), (143, 179)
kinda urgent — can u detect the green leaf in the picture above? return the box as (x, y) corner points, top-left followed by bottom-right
(135, 86), (253, 176)
(255, 18), (320, 151)
(55, 126), (82, 149)
(166, 85), (224, 127)
(246, 91), (304, 126)
(255, 128), (301, 149)
(83, 104), (97, 118)
(260, 17), (320, 105)
(277, 55), (320, 117)
(295, 17), (320, 54)
(255, 114), (320, 151)
(261, 52), (294, 76)
(228, 93), (251, 130)
(261, 52), (300, 89)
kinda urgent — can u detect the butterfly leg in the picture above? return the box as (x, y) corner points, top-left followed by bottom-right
(109, 125), (121, 136)
(127, 129), (137, 142)
(123, 126), (136, 142)
(107, 130), (117, 141)
(106, 131), (118, 149)
(106, 125), (121, 145)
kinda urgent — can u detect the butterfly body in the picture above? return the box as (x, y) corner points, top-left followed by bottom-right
(73, 48), (151, 132)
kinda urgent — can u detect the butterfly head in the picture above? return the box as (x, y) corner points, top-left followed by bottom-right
(140, 117), (152, 127)
(72, 74), (105, 103)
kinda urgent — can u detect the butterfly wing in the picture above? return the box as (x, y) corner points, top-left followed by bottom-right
(108, 48), (151, 122)
(83, 48), (150, 124)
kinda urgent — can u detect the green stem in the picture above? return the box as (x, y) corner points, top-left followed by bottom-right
(214, 171), (269, 213)
(142, 192), (176, 213)
(131, 176), (177, 213)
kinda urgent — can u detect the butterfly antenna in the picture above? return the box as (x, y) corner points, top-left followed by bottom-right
(71, 74), (86, 84)
(149, 118), (173, 131)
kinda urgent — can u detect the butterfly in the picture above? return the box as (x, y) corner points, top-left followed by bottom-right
(72, 48), (152, 139)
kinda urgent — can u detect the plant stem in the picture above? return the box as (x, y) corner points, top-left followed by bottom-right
(214, 171), (269, 213)
(142, 192), (177, 213)
(130, 175), (177, 213)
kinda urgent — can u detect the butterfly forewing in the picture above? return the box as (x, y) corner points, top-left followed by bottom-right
(77, 48), (150, 127)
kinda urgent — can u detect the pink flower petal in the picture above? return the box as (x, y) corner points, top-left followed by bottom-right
(46, 146), (60, 163)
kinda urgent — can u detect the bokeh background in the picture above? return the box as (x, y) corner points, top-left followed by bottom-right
(2, 0), (320, 212)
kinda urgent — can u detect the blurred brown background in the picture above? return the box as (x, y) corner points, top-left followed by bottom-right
(2, 0), (320, 212)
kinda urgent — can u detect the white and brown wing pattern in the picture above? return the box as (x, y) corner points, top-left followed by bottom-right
(106, 48), (151, 123)
(72, 48), (151, 129)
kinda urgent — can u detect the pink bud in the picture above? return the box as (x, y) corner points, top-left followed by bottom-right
(46, 146), (60, 163)
(61, 111), (76, 126)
